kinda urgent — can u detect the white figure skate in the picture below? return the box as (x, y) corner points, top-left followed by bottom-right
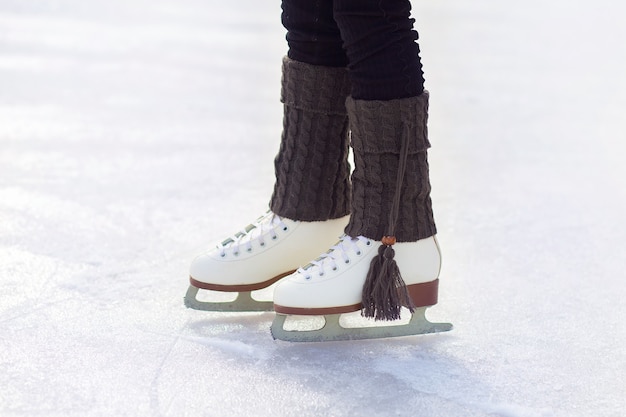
(185, 211), (349, 311)
(270, 234), (452, 341)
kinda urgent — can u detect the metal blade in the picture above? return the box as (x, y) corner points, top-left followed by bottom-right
(270, 307), (452, 342)
(184, 285), (273, 311)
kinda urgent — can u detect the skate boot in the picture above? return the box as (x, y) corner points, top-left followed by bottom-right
(271, 92), (452, 341)
(185, 57), (353, 311)
(186, 212), (349, 311)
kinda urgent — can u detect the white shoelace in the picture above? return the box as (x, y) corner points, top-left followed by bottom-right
(217, 212), (288, 257)
(298, 235), (372, 280)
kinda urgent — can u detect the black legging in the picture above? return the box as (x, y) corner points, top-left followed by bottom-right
(281, 0), (425, 100)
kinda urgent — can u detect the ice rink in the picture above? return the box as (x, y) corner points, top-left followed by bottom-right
(1, 0), (625, 416)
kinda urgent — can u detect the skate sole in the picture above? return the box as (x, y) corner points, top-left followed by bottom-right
(189, 271), (294, 292)
(273, 280), (440, 315)
(184, 270), (295, 312)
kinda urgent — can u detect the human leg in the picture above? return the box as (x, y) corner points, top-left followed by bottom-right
(281, 0), (348, 67)
(271, 0), (451, 340)
(333, 0), (426, 100)
(185, 1), (353, 311)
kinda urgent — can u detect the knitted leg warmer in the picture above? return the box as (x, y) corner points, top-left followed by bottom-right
(344, 91), (437, 242)
(269, 57), (352, 221)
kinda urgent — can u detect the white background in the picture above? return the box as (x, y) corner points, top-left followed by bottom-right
(1, 0), (625, 416)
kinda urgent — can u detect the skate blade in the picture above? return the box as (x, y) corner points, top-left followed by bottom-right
(270, 307), (452, 342)
(184, 285), (273, 312)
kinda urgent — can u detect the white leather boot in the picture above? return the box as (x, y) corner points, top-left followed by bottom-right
(272, 234), (441, 316)
(186, 212), (348, 311)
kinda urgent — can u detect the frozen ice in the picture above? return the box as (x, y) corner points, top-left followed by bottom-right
(1, 0), (625, 416)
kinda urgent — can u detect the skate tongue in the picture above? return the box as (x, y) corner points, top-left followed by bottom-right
(221, 223), (258, 246)
(299, 236), (363, 275)
(219, 212), (284, 251)
(300, 246), (336, 271)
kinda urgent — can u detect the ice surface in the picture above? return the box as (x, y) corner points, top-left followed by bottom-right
(1, 0), (625, 416)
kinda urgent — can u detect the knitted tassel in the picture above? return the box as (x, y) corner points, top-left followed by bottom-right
(361, 243), (415, 320)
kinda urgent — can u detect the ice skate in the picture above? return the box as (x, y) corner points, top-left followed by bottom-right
(186, 211), (349, 311)
(270, 235), (452, 342)
(186, 57), (353, 311)
(271, 92), (452, 341)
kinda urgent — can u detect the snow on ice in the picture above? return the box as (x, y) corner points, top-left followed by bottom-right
(1, 0), (625, 416)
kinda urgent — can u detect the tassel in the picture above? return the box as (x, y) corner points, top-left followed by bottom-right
(361, 237), (415, 321)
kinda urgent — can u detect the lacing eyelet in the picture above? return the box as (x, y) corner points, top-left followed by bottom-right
(356, 251), (362, 256)
(332, 267), (337, 271)
(247, 248), (252, 253)
(319, 272), (324, 277)
(220, 253), (226, 258)
(283, 226), (288, 231)
(260, 242), (265, 246)
(345, 259), (350, 264)
(366, 241), (372, 246)
(272, 236), (278, 240)
(304, 275), (312, 280)
(233, 251), (239, 256)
